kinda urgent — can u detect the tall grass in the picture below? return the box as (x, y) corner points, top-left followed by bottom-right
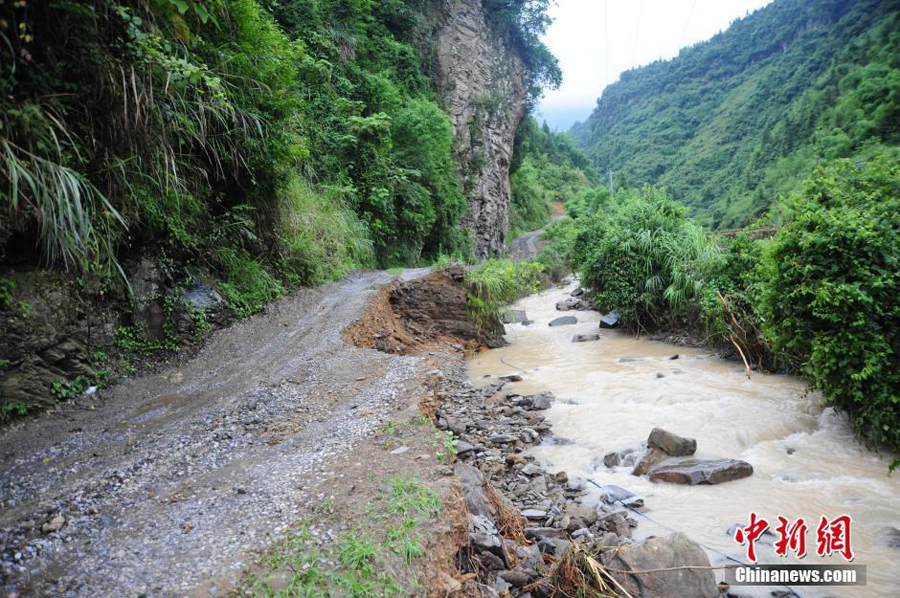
(465, 259), (545, 331)
(278, 177), (375, 284)
(1, 109), (126, 280)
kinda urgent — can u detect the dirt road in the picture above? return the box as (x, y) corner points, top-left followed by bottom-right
(509, 208), (566, 262)
(0, 269), (450, 597)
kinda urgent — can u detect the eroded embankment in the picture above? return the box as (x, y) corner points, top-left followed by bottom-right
(346, 273), (722, 598)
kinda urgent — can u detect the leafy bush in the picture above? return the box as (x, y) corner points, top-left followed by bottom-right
(390, 98), (467, 261)
(572, 188), (716, 330)
(698, 232), (779, 370)
(759, 158), (899, 458)
(565, 187), (611, 220)
(465, 259), (545, 331)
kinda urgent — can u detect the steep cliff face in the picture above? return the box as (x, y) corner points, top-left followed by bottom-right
(428, 0), (529, 257)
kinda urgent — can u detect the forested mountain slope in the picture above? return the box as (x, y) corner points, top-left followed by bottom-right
(571, 0), (900, 228)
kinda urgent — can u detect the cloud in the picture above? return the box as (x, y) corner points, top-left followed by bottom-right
(538, 0), (773, 130)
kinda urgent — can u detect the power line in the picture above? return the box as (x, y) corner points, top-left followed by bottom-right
(632, 0), (643, 66)
(678, 0), (699, 53)
(604, 0), (609, 101)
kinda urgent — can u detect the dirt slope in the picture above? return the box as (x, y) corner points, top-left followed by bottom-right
(0, 269), (465, 598)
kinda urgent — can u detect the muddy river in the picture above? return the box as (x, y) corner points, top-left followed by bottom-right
(468, 282), (899, 598)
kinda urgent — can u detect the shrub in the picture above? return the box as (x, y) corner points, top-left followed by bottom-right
(698, 233), (779, 371)
(572, 188), (717, 330)
(759, 158), (899, 459)
(391, 98), (467, 260)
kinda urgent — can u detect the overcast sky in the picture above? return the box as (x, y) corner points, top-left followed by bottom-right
(536, 0), (774, 131)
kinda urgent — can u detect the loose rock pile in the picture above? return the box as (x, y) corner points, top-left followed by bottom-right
(434, 361), (719, 598)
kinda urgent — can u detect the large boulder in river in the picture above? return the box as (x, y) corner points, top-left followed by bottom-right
(556, 297), (588, 311)
(647, 427), (697, 457)
(631, 447), (667, 476)
(603, 532), (718, 598)
(549, 316), (577, 327)
(501, 309), (528, 324)
(649, 458), (753, 485)
(599, 311), (620, 328)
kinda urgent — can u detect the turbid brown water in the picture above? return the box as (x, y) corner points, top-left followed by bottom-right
(468, 281), (899, 598)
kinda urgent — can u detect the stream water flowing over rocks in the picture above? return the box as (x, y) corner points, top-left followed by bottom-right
(467, 281), (900, 598)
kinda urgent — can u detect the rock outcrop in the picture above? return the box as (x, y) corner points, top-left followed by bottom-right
(649, 458), (754, 485)
(425, 0), (529, 257)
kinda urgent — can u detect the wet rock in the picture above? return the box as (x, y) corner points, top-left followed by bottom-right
(41, 514), (66, 534)
(599, 311), (620, 329)
(454, 440), (476, 456)
(501, 310), (528, 324)
(556, 297), (588, 311)
(521, 509), (548, 520)
(597, 513), (631, 538)
(526, 528), (570, 556)
(565, 503), (598, 526)
(549, 316), (577, 327)
(469, 514), (506, 561)
(456, 462), (493, 518)
(597, 484), (636, 504)
(513, 543), (545, 572)
(183, 278), (229, 324)
(647, 427), (697, 457)
(603, 532), (718, 598)
(521, 391), (554, 410)
(480, 553), (506, 570)
(521, 463), (542, 476)
(570, 287), (585, 297)
(525, 526), (566, 540)
(489, 433), (518, 444)
(669, 354), (679, 360)
(572, 333), (600, 343)
(499, 374), (523, 382)
(499, 569), (531, 587)
(590, 532), (619, 553)
(649, 459), (753, 485)
(554, 471), (568, 484)
(631, 447), (668, 476)
(601, 448), (637, 469)
(882, 526), (900, 548)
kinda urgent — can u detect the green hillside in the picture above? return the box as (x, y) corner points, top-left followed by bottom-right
(571, 0), (900, 228)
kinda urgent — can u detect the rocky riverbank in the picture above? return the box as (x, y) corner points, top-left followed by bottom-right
(427, 353), (724, 598)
